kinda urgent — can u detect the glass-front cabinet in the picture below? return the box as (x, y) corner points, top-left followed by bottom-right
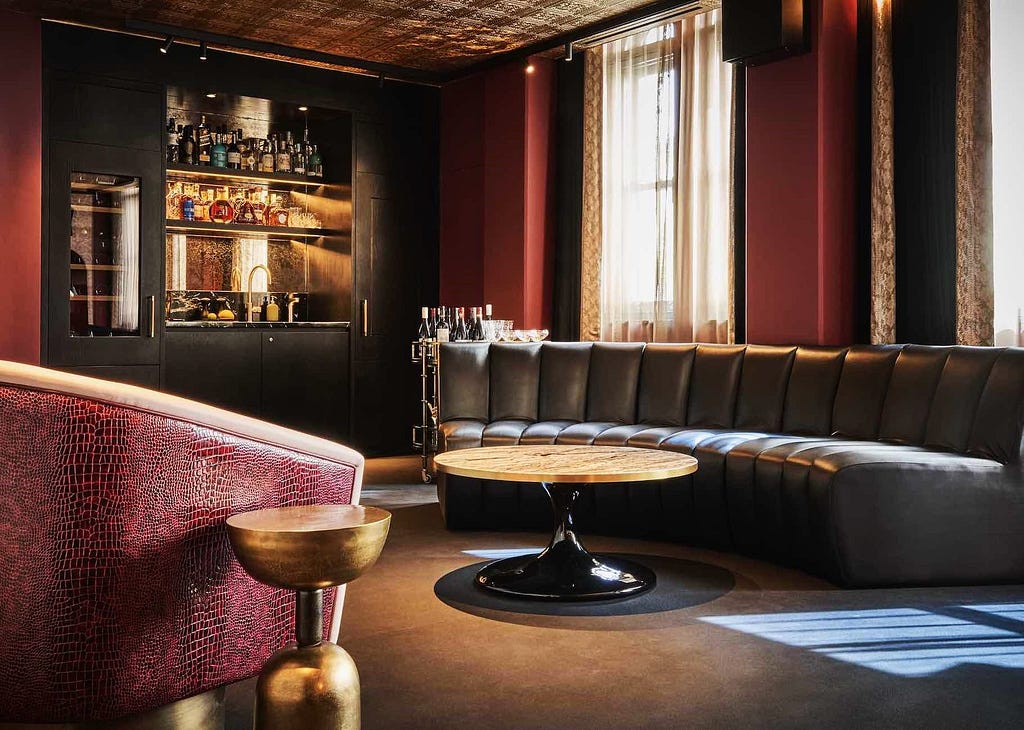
(47, 141), (162, 365)
(162, 89), (352, 329)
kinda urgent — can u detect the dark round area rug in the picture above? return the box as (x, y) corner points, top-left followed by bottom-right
(434, 553), (734, 623)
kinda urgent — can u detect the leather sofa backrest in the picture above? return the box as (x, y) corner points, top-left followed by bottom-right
(586, 343), (644, 423)
(438, 342), (1024, 463)
(734, 345), (796, 431)
(782, 347), (847, 435)
(924, 347), (1002, 452)
(687, 345), (745, 428)
(878, 345), (952, 444)
(438, 342), (490, 423)
(539, 342), (592, 421)
(490, 343), (542, 421)
(967, 348), (1024, 463)
(832, 345), (903, 439)
(637, 344), (696, 425)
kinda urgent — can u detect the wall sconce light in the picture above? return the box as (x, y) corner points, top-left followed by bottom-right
(159, 35), (174, 54)
(525, 63), (536, 74)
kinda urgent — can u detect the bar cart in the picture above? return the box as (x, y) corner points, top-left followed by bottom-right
(411, 339), (440, 483)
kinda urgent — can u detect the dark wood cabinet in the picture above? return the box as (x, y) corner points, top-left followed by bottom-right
(163, 328), (349, 441)
(163, 330), (262, 414)
(262, 330), (350, 441)
(350, 117), (436, 456)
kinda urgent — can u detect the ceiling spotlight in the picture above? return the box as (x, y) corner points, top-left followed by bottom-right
(564, 42), (574, 62)
(378, 72), (386, 88)
(298, 106), (309, 112)
(205, 92), (216, 99)
(525, 63), (536, 74)
(159, 35), (174, 54)
(199, 40), (208, 61)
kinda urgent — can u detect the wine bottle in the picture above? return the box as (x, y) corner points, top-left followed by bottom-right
(436, 306), (450, 343)
(166, 118), (179, 166)
(484, 303), (492, 320)
(307, 144), (323, 178)
(417, 307), (433, 341)
(226, 132), (241, 169)
(179, 125), (196, 165)
(453, 308), (468, 341)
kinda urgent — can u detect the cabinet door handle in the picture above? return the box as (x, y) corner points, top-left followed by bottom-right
(146, 295), (156, 338)
(361, 298), (369, 337)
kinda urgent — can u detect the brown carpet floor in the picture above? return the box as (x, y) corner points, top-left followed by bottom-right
(227, 457), (1024, 729)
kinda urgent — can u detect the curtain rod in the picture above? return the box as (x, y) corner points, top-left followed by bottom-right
(573, 1), (720, 49)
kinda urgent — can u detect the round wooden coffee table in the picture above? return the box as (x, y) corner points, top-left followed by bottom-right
(433, 445), (697, 601)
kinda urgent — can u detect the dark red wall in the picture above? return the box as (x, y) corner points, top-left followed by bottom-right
(439, 57), (556, 329)
(0, 10), (41, 364)
(745, 0), (858, 345)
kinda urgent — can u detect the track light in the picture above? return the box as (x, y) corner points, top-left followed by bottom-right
(199, 40), (208, 61)
(564, 42), (574, 62)
(159, 35), (174, 54)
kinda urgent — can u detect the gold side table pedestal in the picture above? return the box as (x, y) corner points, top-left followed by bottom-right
(227, 504), (391, 730)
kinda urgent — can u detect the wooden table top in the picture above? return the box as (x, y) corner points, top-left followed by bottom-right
(433, 445), (698, 484)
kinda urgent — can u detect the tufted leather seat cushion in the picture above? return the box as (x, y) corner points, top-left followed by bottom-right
(436, 342), (1024, 587)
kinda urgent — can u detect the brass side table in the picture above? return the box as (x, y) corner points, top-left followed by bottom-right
(434, 445), (698, 601)
(227, 504), (391, 730)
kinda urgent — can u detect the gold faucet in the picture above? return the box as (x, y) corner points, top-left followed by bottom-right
(247, 265), (272, 322)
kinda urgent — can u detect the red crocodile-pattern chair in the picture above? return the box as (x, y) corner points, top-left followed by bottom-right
(0, 361), (365, 725)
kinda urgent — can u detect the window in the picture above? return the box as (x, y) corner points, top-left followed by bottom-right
(598, 10), (734, 343)
(991, 0), (1024, 345)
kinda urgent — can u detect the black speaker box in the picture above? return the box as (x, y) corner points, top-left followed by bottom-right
(722, 0), (809, 65)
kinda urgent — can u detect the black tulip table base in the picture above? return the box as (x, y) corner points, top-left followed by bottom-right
(475, 482), (656, 601)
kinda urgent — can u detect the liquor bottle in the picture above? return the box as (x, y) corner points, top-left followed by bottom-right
(179, 125), (197, 165)
(166, 118), (179, 166)
(242, 137), (258, 172)
(234, 192), (259, 225)
(484, 303), (492, 320)
(210, 186), (234, 224)
(307, 144), (323, 178)
(197, 115), (212, 165)
(275, 134), (292, 173)
(429, 307), (439, 334)
(226, 132), (241, 169)
(251, 189), (269, 224)
(260, 139), (275, 173)
(180, 187), (195, 222)
(417, 307), (433, 341)
(265, 194), (290, 226)
(292, 142), (306, 176)
(211, 132), (227, 168)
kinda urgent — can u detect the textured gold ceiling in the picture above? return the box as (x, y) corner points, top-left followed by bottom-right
(2, 0), (689, 75)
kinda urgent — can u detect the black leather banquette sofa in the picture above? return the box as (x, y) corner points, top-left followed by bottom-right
(436, 342), (1024, 587)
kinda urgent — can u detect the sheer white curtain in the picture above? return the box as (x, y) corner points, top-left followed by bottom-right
(112, 184), (140, 332)
(599, 10), (733, 343)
